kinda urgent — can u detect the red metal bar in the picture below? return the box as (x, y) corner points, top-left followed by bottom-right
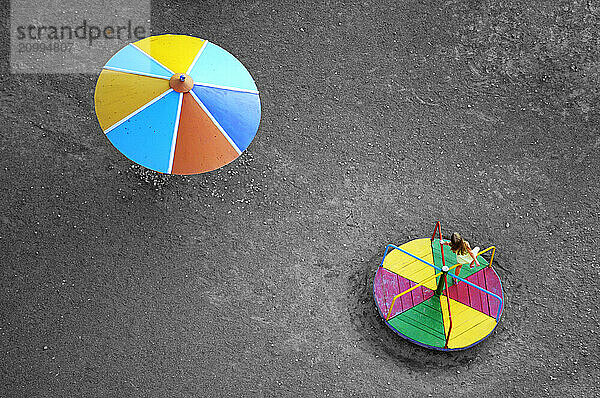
(431, 221), (442, 241)
(440, 241), (446, 269)
(431, 222), (447, 297)
(437, 222), (447, 270)
(443, 273), (453, 348)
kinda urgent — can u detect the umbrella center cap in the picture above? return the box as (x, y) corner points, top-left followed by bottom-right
(170, 73), (194, 93)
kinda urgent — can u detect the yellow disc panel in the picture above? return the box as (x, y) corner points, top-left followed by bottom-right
(382, 238), (436, 290)
(133, 34), (206, 74)
(440, 296), (497, 349)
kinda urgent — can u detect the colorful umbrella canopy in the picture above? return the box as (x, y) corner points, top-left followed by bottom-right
(94, 34), (261, 174)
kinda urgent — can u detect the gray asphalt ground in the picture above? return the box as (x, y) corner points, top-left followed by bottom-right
(2, 0), (599, 397)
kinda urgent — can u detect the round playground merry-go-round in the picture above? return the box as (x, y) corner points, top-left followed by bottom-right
(373, 222), (504, 350)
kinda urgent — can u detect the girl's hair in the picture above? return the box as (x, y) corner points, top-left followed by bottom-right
(450, 232), (468, 255)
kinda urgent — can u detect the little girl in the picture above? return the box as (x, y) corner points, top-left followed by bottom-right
(445, 232), (481, 280)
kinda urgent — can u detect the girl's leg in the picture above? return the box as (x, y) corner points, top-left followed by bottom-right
(470, 247), (481, 268)
(454, 264), (463, 283)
